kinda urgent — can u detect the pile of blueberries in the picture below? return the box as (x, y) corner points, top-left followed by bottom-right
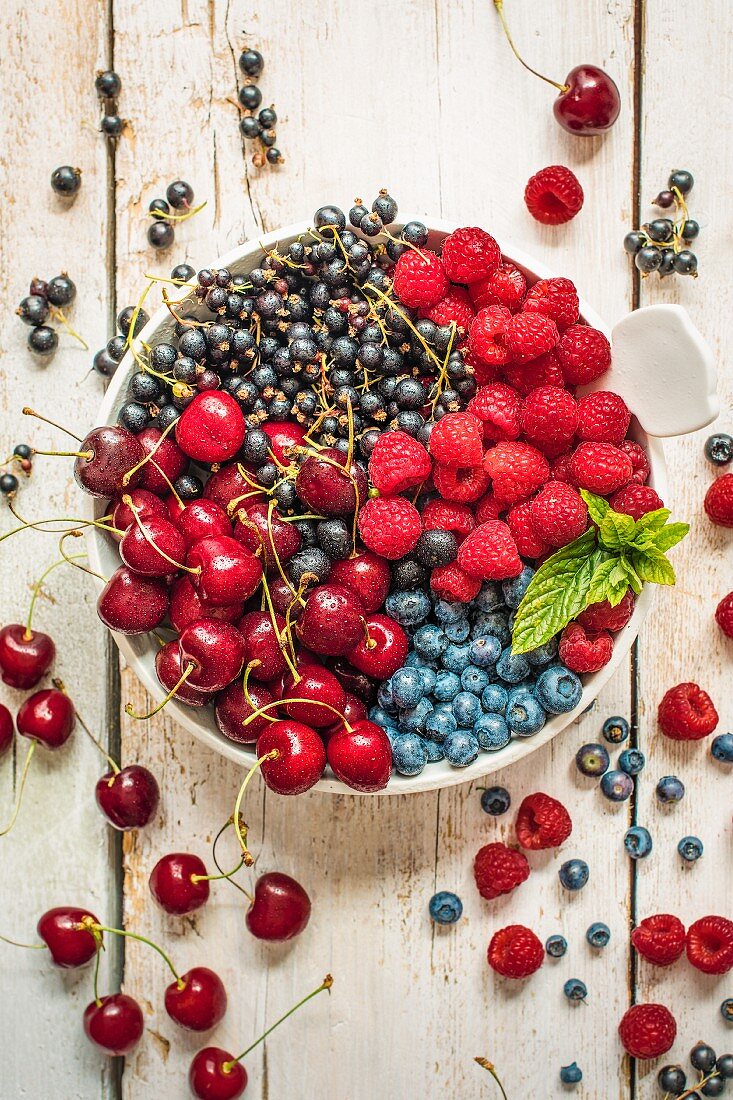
(368, 566), (584, 776)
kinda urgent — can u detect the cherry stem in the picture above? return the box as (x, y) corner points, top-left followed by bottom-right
(87, 921), (180, 984)
(147, 199), (207, 223)
(121, 415), (179, 486)
(243, 697), (351, 732)
(123, 496), (195, 574)
(25, 554), (86, 636)
(266, 498), (299, 600)
(125, 662), (196, 720)
(227, 976), (333, 1066)
(242, 660), (273, 721)
(360, 617), (376, 650)
(191, 858), (246, 884)
(211, 820), (254, 901)
(5, 501), (120, 538)
(492, 1), (567, 92)
(22, 407), (82, 443)
(474, 1057), (508, 1100)
(0, 740), (37, 837)
(0, 932), (46, 951)
(32, 448), (93, 460)
(259, 573), (299, 680)
(147, 458), (184, 506)
(92, 938), (103, 1006)
(53, 678), (120, 775)
(48, 306), (89, 350)
(58, 531), (106, 580)
(232, 751), (280, 864)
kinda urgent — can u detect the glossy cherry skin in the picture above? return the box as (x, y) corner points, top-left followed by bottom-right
(261, 419), (307, 464)
(232, 502), (301, 569)
(329, 551), (391, 613)
(329, 659), (378, 705)
(135, 426), (188, 494)
(149, 852), (210, 915)
(178, 619), (246, 692)
(238, 611), (289, 682)
(553, 64), (621, 135)
(326, 720), (392, 792)
(282, 665), (346, 728)
(204, 462), (263, 513)
(156, 641), (214, 706)
(83, 993), (144, 1056)
(321, 692), (368, 745)
(176, 391), (246, 464)
(175, 499), (232, 547)
(97, 567), (170, 634)
(95, 765), (160, 829)
(187, 535), (263, 607)
(296, 584), (365, 656)
(37, 906), (101, 968)
(165, 967), (227, 1031)
(268, 576), (304, 619)
(0, 624), (55, 688)
(346, 613), (408, 679)
(257, 719), (327, 795)
(111, 488), (166, 541)
(16, 688), (75, 749)
(120, 514), (187, 576)
(189, 1047), (247, 1100)
(295, 448), (367, 516)
(74, 426), (144, 498)
(169, 575), (244, 633)
(246, 872), (311, 942)
(0, 704), (13, 755)
(215, 679), (274, 744)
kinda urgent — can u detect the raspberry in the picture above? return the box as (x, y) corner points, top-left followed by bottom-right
(463, 345), (502, 387)
(550, 451), (574, 483)
(609, 483), (664, 520)
(421, 498), (475, 543)
(529, 482), (588, 548)
(475, 492), (505, 524)
(559, 622), (613, 674)
(367, 431), (432, 495)
(522, 277), (579, 329)
(357, 496), (421, 560)
(577, 589), (634, 633)
(704, 474), (733, 527)
(503, 351), (564, 395)
(418, 285), (475, 332)
(620, 439), (651, 484)
(506, 313), (559, 365)
(570, 442), (633, 495)
(515, 792), (572, 850)
(474, 842), (530, 900)
(484, 441), (551, 505)
(686, 915), (733, 975)
(618, 1003), (676, 1059)
(715, 592), (733, 639)
(557, 325), (611, 385)
(469, 261), (526, 312)
(430, 561), (481, 603)
(519, 385), (578, 453)
(507, 500), (550, 559)
(457, 520), (523, 581)
(428, 411), (484, 468)
(487, 924), (544, 979)
(524, 165), (584, 225)
(631, 914), (686, 967)
(468, 306), (513, 367)
(440, 226), (501, 285)
(467, 382), (523, 443)
(658, 682), (719, 741)
(392, 248), (448, 309)
(576, 390), (631, 446)
(433, 462), (490, 503)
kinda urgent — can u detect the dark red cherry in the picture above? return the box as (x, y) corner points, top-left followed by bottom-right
(329, 551), (391, 613)
(204, 462), (263, 514)
(189, 1047), (247, 1100)
(168, 575), (244, 632)
(74, 426), (144, 498)
(232, 502), (301, 569)
(256, 719), (327, 794)
(149, 852), (210, 915)
(176, 391), (246, 464)
(245, 872), (311, 942)
(282, 665), (346, 728)
(119, 515), (187, 576)
(328, 659), (378, 705)
(175, 499), (232, 547)
(187, 535), (263, 607)
(0, 624), (55, 688)
(268, 576), (303, 618)
(37, 906), (100, 968)
(165, 491), (186, 525)
(0, 704), (13, 755)
(346, 613), (408, 679)
(321, 691), (367, 744)
(95, 764), (160, 829)
(553, 65), (621, 135)
(83, 993), (144, 1056)
(295, 448), (367, 516)
(156, 641), (214, 706)
(261, 419), (307, 465)
(135, 426), (188, 494)
(326, 719), (392, 792)
(97, 567), (170, 634)
(16, 688), (75, 749)
(178, 619), (246, 692)
(165, 967), (227, 1031)
(215, 679), (274, 744)
(238, 610), (289, 681)
(111, 488), (166, 540)
(296, 584), (365, 656)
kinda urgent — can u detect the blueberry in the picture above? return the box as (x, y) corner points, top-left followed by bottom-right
(526, 638), (558, 666)
(506, 687), (546, 737)
(452, 691), (481, 728)
(434, 670), (462, 702)
(481, 684), (508, 715)
(391, 733), (428, 776)
(546, 934), (567, 958)
(717, 1053), (733, 1076)
(399, 698), (433, 732)
(424, 739), (445, 763)
(691, 1044), (717, 1073)
(480, 786), (511, 815)
(600, 769), (633, 802)
(385, 589), (431, 627)
(377, 681), (396, 714)
(720, 1000), (733, 1024)
(559, 1062), (582, 1085)
(536, 666), (583, 713)
(656, 774), (685, 804)
(444, 730), (479, 767)
(559, 859), (589, 891)
(434, 600), (464, 624)
(414, 624), (448, 660)
(705, 433), (733, 467)
(657, 1065), (687, 1095)
(563, 978), (587, 1003)
(474, 714), (510, 752)
(618, 748), (645, 775)
(391, 668), (425, 709)
(495, 647), (530, 684)
(428, 890), (463, 925)
(416, 666), (437, 695)
(602, 715), (630, 744)
(712, 733), (733, 763)
(444, 618), (470, 643)
(678, 835), (703, 862)
(502, 566), (535, 609)
(461, 665), (490, 695)
(441, 643), (471, 675)
(468, 635), (502, 668)
(624, 825), (652, 860)
(369, 706), (397, 731)
(575, 742), (610, 777)
(586, 922), (611, 949)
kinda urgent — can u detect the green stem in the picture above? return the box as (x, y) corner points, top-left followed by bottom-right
(232, 752), (279, 862)
(0, 741), (37, 837)
(475, 1057), (508, 1100)
(211, 820), (253, 901)
(92, 941), (103, 1006)
(0, 932), (46, 951)
(227, 977), (333, 1066)
(25, 554), (86, 636)
(124, 661), (196, 720)
(492, 1), (567, 92)
(91, 923), (179, 984)
(53, 679), (120, 775)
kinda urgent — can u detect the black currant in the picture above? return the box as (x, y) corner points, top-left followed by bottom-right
(704, 433), (733, 466)
(148, 221), (175, 250)
(240, 115), (262, 140)
(46, 275), (76, 306)
(95, 70), (121, 98)
(117, 305), (149, 338)
(51, 166), (82, 196)
(668, 169), (694, 195)
(101, 114), (124, 137)
(371, 189), (398, 224)
(174, 473), (203, 500)
(149, 198), (170, 219)
(0, 473), (19, 495)
(673, 249), (697, 276)
(17, 296), (49, 327)
(28, 326), (58, 356)
(238, 84), (262, 111)
(171, 262), (196, 282)
(166, 180), (194, 208)
(238, 49), (264, 77)
(635, 246), (663, 274)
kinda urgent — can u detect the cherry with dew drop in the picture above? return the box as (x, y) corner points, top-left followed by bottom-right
(204, 462), (265, 513)
(169, 574), (244, 632)
(295, 583), (366, 657)
(176, 391), (246, 464)
(97, 566), (170, 634)
(238, 611), (290, 683)
(187, 534), (263, 607)
(326, 719), (392, 793)
(260, 420), (307, 465)
(110, 488), (166, 541)
(135, 425), (188, 495)
(165, 966), (228, 1032)
(328, 551), (391, 613)
(295, 447), (368, 517)
(245, 872), (311, 942)
(281, 664), (346, 728)
(174, 498), (232, 547)
(232, 501), (302, 569)
(119, 510), (188, 577)
(0, 553), (75, 688)
(178, 618), (246, 692)
(255, 719), (327, 795)
(215, 678), (274, 744)
(155, 641), (214, 707)
(346, 613), (409, 679)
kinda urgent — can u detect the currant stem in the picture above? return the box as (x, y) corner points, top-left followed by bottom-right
(146, 199), (207, 223)
(232, 751), (280, 863)
(474, 1057), (509, 1100)
(53, 678), (120, 775)
(0, 932), (46, 951)
(227, 975), (334, 1066)
(25, 554), (86, 637)
(0, 740), (37, 837)
(125, 662), (196, 720)
(492, 1), (567, 92)
(88, 922), (180, 984)
(22, 407), (82, 442)
(48, 307), (89, 350)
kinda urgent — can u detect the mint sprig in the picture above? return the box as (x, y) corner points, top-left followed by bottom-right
(511, 491), (689, 655)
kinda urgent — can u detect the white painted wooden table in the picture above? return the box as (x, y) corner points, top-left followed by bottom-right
(1, 2), (731, 1097)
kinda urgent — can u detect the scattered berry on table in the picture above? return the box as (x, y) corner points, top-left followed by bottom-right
(50, 165), (82, 197)
(657, 1064), (687, 1094)
(704, 474), (733, 528)
(563, 978), (588, 1003)
(691, 1042), (718, 1073)
(600, 769), (633, 802)
(586, 922), (611, 949)
(711, 733), (733, 763)
(95, 69), (121, 98)
(618, 748), (645, 776)
(678, 835), (704, 863)
(559, 1062), (583, 1086)
(624, 169), (699, 278)
(558, 859), (589, 892)
(479, 786), (511, 815)
(515, 791), (572, 850)
(487, 923), (544, 979)
(546, 934), (568, 958)
(720, 999), (733, 1023)
(632, 913), (686, 966)
(624, 826), (653, 860)
(705, 433), (733, 466)
(428, 891), (463, 925)
(655, 775), (685, 804)
(618, 1002), (677, 1059)
(718, 1053), (733, 1079)
(524, 165), (584, 225)
(686, 916), (733, 975)
(715, 594), (733, 639)
(602, 715), (630, 744)
(575, 742), (610, 777)
(474, 842), (530, 900)
(658, 683), (719, 740)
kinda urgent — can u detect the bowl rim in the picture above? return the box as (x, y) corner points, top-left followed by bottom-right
(86, 216), (666, 795)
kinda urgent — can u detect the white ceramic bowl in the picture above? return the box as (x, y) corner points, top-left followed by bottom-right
(87, 218), (666, 795)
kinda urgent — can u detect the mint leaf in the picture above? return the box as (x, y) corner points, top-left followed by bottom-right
(599, 510), (636, 550)
(619, 554), (643, 594)
(653, 521), (690, 552)
(631, 547), (677, 585)
(511, 530), (597, 654)
(635, 507), (671, 533)
(606, 578), (631, 606)
(586, 557), (617, 605)
(580, 489), (610, 526)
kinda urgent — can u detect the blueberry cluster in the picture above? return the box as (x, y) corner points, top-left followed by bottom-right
(16, 274), (78, 359)
(95, 69), (124, 139)
(237, 48), (283, 167)
(658, 1042), (733, 1097)
(368, 568), (583, 776)
(575, 715), (642, 803)
(147, 180), (198, 251)
(624, 169), (699, 277)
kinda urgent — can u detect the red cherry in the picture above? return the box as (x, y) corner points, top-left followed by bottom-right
(37, 906), (100, 968)
(204, 462), (264, 513)
(189, 1047), (247, 1100)
(261, 420), (307, 465)
(0, 624), (55, 688)
(268, 576), (304, 618)
(149, 852), (210, 915)
(95, 765), (160, 830)
(165, 966), (227, 1031)
(164, 491), (186, 525)
(245, 872), (311, 941)
(296, 584), (366, 657)
(0, 704), (13, 755)
(326, 719), (392, 792)
(176, 391), (246, 464)
(135, 426), (188, 494)
(346, 614), (408, 679)
(257, 720), (327, 794)
(238, 611), (289, 681)
(119, 514), (187, 576)
(329, 551), (391, 613)
(321, 691), (367, 744)
(215, 679), (274, 744)
(156, 640), (214, 706)
(282, 665), (346, 727)
(169, 575), (244, 632)
(187, 535), (263, 607)
(295, 448), (367, 516)
(232, 502), (301, 568)
(111, 488), (166, 540)
(553, 65), (621, 135)
(175, 499), (232, 547)
(178, 619), (246, 692)
(97, 567), (170, 634)
(16, 688), (75, 749)
(83, 993), (144, 1056)
(74, 426), (144, 498)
